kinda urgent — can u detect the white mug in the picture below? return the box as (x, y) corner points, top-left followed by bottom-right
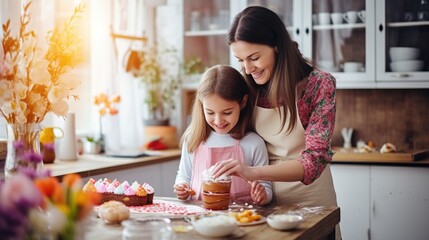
(331, 12), (343, 24)
(318, 12), (331, 25)
(344, 62), (364, 72)
(343, 11), (358, 24)
(358, 10), (366, 23)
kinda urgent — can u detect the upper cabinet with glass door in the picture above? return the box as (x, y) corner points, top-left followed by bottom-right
(183, 0), (230, 75)
(376, 0), (429, 88)
(306, 0), (375, 89)
(229, 0), (298, 69)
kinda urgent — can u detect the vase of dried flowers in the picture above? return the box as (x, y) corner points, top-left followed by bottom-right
(1, 0), (85, 176)
(4, 123), (43, 178)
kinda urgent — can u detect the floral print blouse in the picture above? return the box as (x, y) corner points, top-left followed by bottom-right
(257, 69), (336, 184)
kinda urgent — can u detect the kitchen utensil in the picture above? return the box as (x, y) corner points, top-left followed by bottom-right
(389, 47), (420, 61)
(57, 113), (78, 161)
(390, 60), (424, 72)
(191, 213), (238, 238)
(343, 11), (358, 24)
(331, 12), (343, 24)
(267, 213), (303, 230)
(318, 12), (331, 25)
(341, 128), (354, 149)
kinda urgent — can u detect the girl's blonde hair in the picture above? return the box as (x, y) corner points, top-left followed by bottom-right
(181, 65), (253, 153)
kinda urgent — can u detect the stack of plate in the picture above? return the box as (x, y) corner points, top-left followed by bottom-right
(389, 47), (424, 72)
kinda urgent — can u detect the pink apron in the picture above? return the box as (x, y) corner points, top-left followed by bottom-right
(190, 139), (251, 202)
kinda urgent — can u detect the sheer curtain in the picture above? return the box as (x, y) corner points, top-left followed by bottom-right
(89, 0), (147, 151)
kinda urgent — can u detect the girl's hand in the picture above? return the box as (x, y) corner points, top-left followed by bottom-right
(212, 158), (251, 180)
(173, 183), (194, 200)
(250, 181), (268, 205)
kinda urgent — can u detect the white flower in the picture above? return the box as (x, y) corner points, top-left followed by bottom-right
(0, 81), (12, 104)
(30, 58), (51, 85)
(58, 70), (80, 89)
(46, 203), (68, 234)
(48, 85), (68, 104)
(50, 99), (69, 116)
(13, 81), (28, 100)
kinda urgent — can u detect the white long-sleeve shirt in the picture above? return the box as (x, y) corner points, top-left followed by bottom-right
(175, 131), (273, 203)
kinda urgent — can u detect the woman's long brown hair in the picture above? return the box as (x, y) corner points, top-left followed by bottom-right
(226, 6), (313, 133)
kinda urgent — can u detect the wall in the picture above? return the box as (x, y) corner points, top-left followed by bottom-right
(332, 89), (429, 151)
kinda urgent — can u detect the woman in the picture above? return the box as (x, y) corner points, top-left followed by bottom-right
(212, 6), (339, 235)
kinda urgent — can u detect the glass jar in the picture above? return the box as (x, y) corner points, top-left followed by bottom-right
(122, 218), (175, 240)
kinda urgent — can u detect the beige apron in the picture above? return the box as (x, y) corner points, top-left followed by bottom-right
(255, 106), (341, 239)
(254, 106), (338, 206)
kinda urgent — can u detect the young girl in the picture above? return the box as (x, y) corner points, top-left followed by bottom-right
(174, 65), (272, 205)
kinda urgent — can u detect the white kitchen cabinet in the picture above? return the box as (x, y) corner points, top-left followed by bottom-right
(82, 158), (180, 198)
(181, 0), (429, 90)
(331, 164), (429, 240)
(375, 0), (429, 88)
(331, 164), (371, 240)
(370, 166), (429, 240)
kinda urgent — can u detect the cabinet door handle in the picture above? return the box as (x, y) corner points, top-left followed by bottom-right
(393, 73), (411, 78)
(296, 28), (300, 35)
(378, 24), (384, 32)
(305, 27), (309, 34)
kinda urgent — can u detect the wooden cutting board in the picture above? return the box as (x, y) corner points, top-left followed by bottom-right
(332, 147), (429, 162)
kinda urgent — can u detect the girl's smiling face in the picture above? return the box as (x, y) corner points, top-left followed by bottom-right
(231, 40), (276, 85)
(202, 94), (242, 134)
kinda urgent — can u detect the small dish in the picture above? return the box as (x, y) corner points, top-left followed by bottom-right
(190, 213), (238, 237)
(267, 213), (303, 230)
(238, 216), (266, 226)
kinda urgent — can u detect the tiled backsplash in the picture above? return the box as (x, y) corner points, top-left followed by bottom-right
(332, 89), (429, 151)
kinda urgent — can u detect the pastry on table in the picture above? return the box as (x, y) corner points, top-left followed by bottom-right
(380, 143), (397, 153)
(83, 178), (155, 206)
(98, 200), (130, 224)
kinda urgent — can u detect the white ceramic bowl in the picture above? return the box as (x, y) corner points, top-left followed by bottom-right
(390, 60), (424, 72)
(191, 214), (238, 237)
(267, 214), (303, 230)
(389, 47), (420, 61)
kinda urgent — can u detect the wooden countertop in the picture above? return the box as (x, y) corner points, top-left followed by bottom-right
(45, 149), (181, 178)
(85, 197), (340, 240)
(332, 147), (429, 166)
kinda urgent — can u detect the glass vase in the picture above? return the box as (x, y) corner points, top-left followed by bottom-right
(4, 123), (44, 178)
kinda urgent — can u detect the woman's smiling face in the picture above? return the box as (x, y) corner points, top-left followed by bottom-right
(202, 94), (241, 134)
(231, 41), (276, 85)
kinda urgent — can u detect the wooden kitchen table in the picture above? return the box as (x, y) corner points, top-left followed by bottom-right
(85, 197), (340, 240)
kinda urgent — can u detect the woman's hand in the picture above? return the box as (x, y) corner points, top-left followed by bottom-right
(173, 183), (194, 200)
(212, 158), (251, 180)
(250, 181), (268, 205)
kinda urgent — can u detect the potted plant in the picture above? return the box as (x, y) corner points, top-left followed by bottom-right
(182, 56), (204, 83)
(135, 45), (181, 126)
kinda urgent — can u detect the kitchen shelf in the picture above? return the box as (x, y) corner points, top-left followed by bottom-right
(184, 29), (228, 36)
(313, 23), (366, 30)
(387, 21), (429, 27)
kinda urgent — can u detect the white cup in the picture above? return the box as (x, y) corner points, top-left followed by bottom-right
(331, 12), (343, 24)
(312, 14), (318, 25)
(318, 12), (331, 25)
(344, 62), (364, 72)
(343, 11), (358, 24)
(358, 10), (366, 23)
